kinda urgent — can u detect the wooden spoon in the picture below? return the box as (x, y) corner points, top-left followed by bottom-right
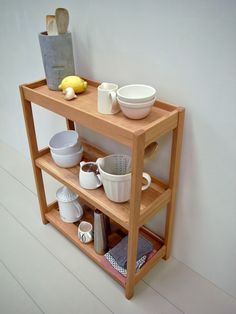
(55, 8), (69, 34)
(46, 15), (57, 35)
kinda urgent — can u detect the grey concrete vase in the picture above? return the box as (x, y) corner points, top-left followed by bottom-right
(38, 32), (75, 90)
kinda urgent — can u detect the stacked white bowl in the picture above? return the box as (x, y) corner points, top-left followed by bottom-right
(117, 84), (156, 119)
(49, 130), (83, 168)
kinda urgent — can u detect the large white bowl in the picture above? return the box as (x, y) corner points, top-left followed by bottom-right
(49, 130), (80, 155)
(117, 97), (156, 119)
(51, 146), (83, 168)
(117, 84), (156, 103)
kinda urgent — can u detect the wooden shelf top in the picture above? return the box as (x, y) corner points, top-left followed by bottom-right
(21, 79), (180, 146)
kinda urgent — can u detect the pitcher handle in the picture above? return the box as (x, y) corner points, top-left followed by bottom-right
(73, 201), (83, 218)
(96, 173), (103, 187)
(141, 172), (151, 191)
(80, 161), (86, 168)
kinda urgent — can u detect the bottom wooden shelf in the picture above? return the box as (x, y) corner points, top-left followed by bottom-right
(45, 205), (166, 287)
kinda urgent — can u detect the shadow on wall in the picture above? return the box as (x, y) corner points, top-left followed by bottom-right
(72, 31), (94, 78)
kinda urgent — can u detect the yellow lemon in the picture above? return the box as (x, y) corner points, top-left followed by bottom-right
(58, 76), (87, 93)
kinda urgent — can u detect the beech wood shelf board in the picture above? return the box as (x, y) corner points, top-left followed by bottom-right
(36, 147), (170, 230)
(22, 80), (179, 146)
(45, 207), (164, 287)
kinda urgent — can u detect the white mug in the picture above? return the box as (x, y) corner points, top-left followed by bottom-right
(79, 161), (102, 189)
(97, 82), (120, 114)
(78, 221), (93, 243)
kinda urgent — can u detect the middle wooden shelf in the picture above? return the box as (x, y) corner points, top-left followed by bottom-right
(35, 139), (171, 230)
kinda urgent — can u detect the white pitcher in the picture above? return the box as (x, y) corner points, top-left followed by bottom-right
(79, 161), (102, 189)
(56, 186), (83, 223)
(96, 154), (151, 203)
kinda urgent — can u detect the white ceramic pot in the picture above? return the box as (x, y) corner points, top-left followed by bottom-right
(96, 154), (151, 203)
(51, 146), (83, 168)
(79, 161), (102, 189)
(56, 186), (83, 223)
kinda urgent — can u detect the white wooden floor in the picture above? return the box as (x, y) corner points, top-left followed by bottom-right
(0, 141), (236, 314)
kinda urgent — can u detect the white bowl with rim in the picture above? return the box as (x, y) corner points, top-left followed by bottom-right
(117, 84), (156, 103)
(51, 146), (83, 168)
(49, 130), (81, 155)
(117, 97), (156, 119)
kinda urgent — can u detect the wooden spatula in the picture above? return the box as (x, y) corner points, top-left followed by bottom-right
(55, 8), (69, 34)
(46, 15), (57, 35)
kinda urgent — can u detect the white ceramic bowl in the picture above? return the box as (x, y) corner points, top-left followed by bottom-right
(49, 130), (81, 155)
(51, 146), (83, 168)
(117, 97), (156, 119)
(117, 84), (156, 103)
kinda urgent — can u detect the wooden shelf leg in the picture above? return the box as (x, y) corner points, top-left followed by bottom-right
(19, 86), (49, 224)
(66, 118), (75, 130)
(125, 131), (145, 299)
(164, 107), (185, 259)
(125, 227), (139, 299)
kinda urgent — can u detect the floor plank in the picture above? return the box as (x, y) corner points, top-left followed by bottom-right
(0, 205), (112, 314)
(144, 253), (236, 314)
(0, 261), (43, 314)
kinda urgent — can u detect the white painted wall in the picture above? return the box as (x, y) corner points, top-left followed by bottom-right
(0, 0), (236, 298)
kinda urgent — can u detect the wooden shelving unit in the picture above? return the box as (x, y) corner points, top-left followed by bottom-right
(20, 78), (184, 299)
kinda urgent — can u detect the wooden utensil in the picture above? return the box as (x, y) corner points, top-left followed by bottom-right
(55, 8), (69, 34)
(46, 15), (57, 35)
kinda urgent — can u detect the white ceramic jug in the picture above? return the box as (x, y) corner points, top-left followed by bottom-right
(79, 161), (102, 189)
(56, 186), (83, 223)
(96, 154), (151, 203)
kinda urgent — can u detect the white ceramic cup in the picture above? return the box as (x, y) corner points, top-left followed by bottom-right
(79, 161), (102, 189)
(78, 221), (93, 243)
(97, 82), (120, 114)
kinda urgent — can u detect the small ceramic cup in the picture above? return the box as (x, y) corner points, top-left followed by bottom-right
(97, 82), (120, 114)
(78, 221), (93, 243)
(79, 161), (102, 189)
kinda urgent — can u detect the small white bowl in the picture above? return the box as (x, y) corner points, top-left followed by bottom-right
(49, 130), (81, 155)
(117, 97), (156, 108)
(117, 84), (156, 103)
(117, 97), (156, 119)
(51, 146), (83, 168)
